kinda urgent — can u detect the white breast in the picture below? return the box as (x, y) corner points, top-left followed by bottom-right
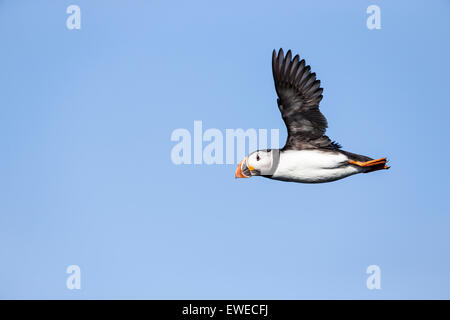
(271, 150), (362, 183)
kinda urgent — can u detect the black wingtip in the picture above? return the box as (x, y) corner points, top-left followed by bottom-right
(273, 48), (294, 59)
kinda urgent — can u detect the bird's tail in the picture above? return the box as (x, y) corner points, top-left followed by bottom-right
(348, 157), (390, 173)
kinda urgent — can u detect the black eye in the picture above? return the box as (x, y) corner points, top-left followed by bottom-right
(256, 154), (260, 161)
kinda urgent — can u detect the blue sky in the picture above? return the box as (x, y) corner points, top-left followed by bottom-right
(1, 0), (449, 299)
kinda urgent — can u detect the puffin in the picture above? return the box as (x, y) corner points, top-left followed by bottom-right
(235, 49), (389, 183)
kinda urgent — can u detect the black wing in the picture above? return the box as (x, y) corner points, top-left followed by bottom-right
(272, 48), (340, 150)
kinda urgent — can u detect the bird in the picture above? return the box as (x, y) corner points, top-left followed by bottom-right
(235, 48), (389, 183)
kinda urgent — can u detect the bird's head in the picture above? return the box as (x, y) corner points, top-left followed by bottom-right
(235, 149), (276, 178)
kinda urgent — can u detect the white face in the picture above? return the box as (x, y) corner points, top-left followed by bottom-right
(246, 149), (274, 176)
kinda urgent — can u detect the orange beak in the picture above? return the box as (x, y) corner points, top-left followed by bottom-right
(235, 158), (254, 178)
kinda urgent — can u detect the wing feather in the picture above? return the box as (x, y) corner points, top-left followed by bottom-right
(272, 48), (339, 150)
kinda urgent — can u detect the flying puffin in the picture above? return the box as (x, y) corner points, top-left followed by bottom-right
(235, 49), (389, 183)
